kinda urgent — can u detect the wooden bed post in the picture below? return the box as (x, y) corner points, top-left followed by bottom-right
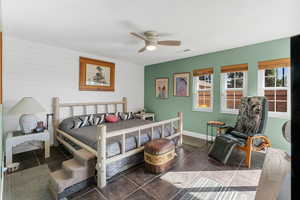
(97, 124), (107, 188)
(53, 97), (60, 146)
(178, 112), (183, 146)
(122, 97), (128, 113)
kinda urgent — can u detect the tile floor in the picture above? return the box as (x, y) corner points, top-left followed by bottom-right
(8, 144), (72, 174)
(5, 136), (265, 200)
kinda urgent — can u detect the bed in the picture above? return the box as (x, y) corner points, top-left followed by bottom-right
(52, 97), (183, 188)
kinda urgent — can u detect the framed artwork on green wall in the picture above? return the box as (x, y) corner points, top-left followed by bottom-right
(173, 72), (190, 97)
(155, 78), (169, 99)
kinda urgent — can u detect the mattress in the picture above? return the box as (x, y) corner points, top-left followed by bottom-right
(59, 118), (175, 178)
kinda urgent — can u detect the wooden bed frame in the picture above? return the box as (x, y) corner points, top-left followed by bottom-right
(52, 97), (183, 188)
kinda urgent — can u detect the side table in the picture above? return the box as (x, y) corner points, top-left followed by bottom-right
(135, 113), (155, 121)
(5, 130), (50, 167)
(206, 121), (226, 145)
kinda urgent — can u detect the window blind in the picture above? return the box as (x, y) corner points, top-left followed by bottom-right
(258, 58), (291, 69)
(192, 68), (213, 76)
(221, 64), (248, 73)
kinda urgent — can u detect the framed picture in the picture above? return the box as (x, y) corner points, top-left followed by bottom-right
(155, 78), (169, 99)
(79, 57), (115, 91)
(173, 72), (190, 96)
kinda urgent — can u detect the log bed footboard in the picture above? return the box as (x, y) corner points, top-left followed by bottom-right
(52, 97), (183, 188)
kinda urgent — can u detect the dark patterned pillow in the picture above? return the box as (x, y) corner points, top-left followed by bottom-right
(73, 119), (82, 129)
(88, 114), (94, 125)
(94, 114), (106, 125)
(119, 112), (135, 120)
(79, 116), (90, 128)
(127, 112), (135, 120)
(118, 112), (127, 120)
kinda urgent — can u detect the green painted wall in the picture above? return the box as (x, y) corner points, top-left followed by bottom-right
(145, 38), (291, 152)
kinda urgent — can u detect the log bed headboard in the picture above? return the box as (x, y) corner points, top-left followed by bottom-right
(52, 97), (128, 144)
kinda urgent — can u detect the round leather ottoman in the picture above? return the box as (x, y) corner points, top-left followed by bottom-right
(144, 138), (175, 174)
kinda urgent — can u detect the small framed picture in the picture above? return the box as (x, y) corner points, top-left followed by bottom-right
(173, 72), (190, 96)
(155, 78), (169, 99)
(79, 57), (115, 91)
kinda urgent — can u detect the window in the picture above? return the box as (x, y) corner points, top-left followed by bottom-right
(192, 68), (213, 112)
(258, 58), (290, 118)
(220, 64), (248, 113)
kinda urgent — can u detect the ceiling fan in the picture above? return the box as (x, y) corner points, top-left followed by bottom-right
(130, 31), (181, 53)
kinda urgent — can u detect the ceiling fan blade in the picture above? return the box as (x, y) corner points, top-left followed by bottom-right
(138, 46), (146, 53)
(157, 40), (181, 46)
(130, 32), (147, 41)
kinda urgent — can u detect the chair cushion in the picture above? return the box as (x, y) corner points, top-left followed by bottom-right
(230, 131), (248, 139)
(222, 134), (247, 146)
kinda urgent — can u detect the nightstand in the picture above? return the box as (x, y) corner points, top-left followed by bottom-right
(5, 130), (50, 167)
(135, 113), (155, 121)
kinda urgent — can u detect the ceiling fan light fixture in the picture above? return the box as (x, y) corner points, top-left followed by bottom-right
(146, 45), (157, 51)
(130, 31), (181, 53)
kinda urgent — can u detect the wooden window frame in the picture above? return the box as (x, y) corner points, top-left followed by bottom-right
(220, 71), (247, 114)
(258, 67), (290, 119)
(258, 58), (290, 70)
(193, 73), (213, 112)
(221, 63), (248, 73)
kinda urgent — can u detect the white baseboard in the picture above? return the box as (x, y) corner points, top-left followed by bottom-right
(183, 130), (215, 141)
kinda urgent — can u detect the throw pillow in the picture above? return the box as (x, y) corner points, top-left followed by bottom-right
(79, 116), (89, 128)
(94, 114), (105, 125)
(73, 119), (82, 129)
(127, 112), (135, 120)
(119, 112), (128, 120)
(88, 114), (94, 125)
(119, 112), (135, 120)
(105, 115), (119, 123)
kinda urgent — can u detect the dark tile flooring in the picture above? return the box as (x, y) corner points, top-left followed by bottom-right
(8, 137), (265, 200)
(9, 145), (72, 174)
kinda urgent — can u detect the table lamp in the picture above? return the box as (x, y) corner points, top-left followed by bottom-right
(8, 97), (46, 134)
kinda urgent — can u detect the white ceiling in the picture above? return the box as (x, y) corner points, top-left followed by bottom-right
(2, 0), (300, 65)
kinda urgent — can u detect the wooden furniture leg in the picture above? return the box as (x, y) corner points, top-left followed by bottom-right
(97, 125), (107, 188)
(5, 143), (12, 166)
(53, 97), (60, 146)
(45, 140), (50, 158)
(245, 147), (252, 168)
(178, 112), (183, 146)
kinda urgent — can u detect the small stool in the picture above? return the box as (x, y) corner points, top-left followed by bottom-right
(144, 139), (175, 174)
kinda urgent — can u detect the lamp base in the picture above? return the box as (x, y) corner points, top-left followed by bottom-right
(19, 114), (38, 134)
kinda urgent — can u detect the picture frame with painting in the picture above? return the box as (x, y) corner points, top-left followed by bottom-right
(79, 57), (115, 91)
(155, 78), (169, 99)
(173, 72), (190, 97)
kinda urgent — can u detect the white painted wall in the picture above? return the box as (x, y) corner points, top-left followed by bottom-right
(3, 36), (144, 144)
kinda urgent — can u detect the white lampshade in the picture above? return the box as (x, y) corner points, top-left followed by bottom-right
(8, 97), (46, 115)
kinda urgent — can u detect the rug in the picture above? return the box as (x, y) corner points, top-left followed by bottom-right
(4, 164), (53, 200)
(179, 177), (238, 200)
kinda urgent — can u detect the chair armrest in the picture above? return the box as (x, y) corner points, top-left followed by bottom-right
(249, 134), (271, 149)
(249, 133), (269, 138)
